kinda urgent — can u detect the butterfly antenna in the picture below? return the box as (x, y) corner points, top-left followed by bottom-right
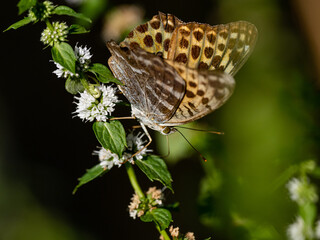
(175, 126), (224, 135)
(175, 129), (207, 162)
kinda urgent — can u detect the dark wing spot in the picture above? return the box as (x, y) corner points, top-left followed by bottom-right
(188, 102), (196, 110)
(209, 80), (223, 88)
(212, 55), (222, 67)
(129, 42), (140, 49)
(204, 47), (213, 58)
(193, 30), (203, 41)
(127, 31), (134, 38)
(186, 90), (195, 98)
(164, 39), (170, 51)
(228, 38), (237, 49)
(207, 33), (216, 44)
(198, 62), (209, 70)
(218, 43), (225, 51)
(179, 38), (189, 49)
(191, 45), (201, 59)
(136, 23), (148, 33)
(150, 20), (160, 29)
(238, 40), (244, 48)
(188, 81), (197, 88)
(215, 90), (225, 100)
(219, 31), (228, 39)
(144, 35), (154, 47)
(180, 29), (190, 36)
(175, 53), (188, 64)
(155, 32), (162, 44)
(218, 65), (225, 71)
(197, 90), (205, 96)
(202, 98), (209, 104)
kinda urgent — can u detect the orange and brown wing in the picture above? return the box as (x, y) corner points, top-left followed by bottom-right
(167, 21), (257, 76)
(120, 12), (184, 59)
(164, 61), (235, 125)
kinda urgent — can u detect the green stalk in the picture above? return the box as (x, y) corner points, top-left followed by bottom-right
(45, 19), (53, 30)
(157, 225), (171, 240)
(125, 163), (144, 198)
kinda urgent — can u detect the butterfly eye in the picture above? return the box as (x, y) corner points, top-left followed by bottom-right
(161, 126), (172, 135)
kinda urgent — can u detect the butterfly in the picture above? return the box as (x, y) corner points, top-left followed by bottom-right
(107, 12), (257, 136)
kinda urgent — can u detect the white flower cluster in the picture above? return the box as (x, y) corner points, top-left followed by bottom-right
(53, 44), (92, 79)
(94, 131), (151, 170)
(74, 44), (92, 70)
(287, 177), (320, 240)
(287, 178), (318, 205)
(287, 217), (320, 240)
(41, 21), (68, 46)
(74, 85), (118, 122)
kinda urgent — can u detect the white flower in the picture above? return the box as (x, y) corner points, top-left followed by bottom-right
(287, 217), (305, 240)
(129, 209), (138, 219)
(93, 147), (119, 170)
(75, 44), (92, 69)
(287, 177), (318, 205)
(53, 62), (74, 78)
(74, 85), (119, 122)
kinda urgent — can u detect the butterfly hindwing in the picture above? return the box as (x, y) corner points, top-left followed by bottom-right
(164, 61), (235, 125)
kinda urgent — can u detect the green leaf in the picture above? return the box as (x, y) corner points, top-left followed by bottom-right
(4, 17), (33, 32)
(52, 5), (92, 23)
(51, 42), (77, 74)
(136, 155), (173, 192)
(68, 24), (90, 35)
(17, 0), (37, 15)
(65, 77), (85, 94)
(203, 238), (212, 240)
(73, 163), (108, 194)
(88, 63), (122, 85)
(93, 121), (126, 157)
(140, 208), (172, 231)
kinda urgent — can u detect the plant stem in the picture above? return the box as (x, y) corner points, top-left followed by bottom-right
(157, 226), (171, 240)
(125, 163), (144, 198)
(45, 19), (53, 30)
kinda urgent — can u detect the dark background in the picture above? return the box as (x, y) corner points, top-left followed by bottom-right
(1, 0), (320, 239)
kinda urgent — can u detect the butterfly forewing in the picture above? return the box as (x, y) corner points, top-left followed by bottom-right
(164, 61), (235, 124)
(167, 21), (257, 75)
(121, 12), (183, 59)
(107, 41), (186, 123)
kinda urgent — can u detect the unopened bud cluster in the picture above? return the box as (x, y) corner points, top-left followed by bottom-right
(28, 1), (55, 22)
(128, 187), (163, 219)
(41, 22), (68, 46)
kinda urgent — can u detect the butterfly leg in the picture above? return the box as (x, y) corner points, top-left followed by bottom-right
(129, 122), (152, 160)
